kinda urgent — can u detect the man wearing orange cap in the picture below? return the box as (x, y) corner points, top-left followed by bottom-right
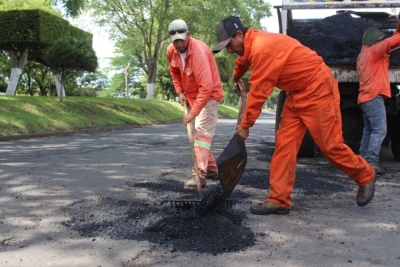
(167, 19), (224, 188)
(213, 16), (376, 215)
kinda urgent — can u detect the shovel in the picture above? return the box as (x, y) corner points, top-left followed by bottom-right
(216, 83), (248, 197)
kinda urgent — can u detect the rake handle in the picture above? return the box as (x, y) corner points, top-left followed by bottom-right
(184, 100), (203, 200)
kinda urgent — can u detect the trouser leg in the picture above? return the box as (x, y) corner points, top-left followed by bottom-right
(190, 100), (219, 177)
(359, 95), (387, 164)
(301, 66), (374, 186)
(192, 134), (213, 177)
(267, 107), (306, 210)
(359, 112), (372, 158)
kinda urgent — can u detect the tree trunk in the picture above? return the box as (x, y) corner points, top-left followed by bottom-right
(146, 62), (157, 99)
(54, 74), (65, 100)
(51, 67), (66, 100)
(6, 48), (29, 95)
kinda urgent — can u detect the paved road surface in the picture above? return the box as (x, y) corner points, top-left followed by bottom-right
(1, 112), (399, 267)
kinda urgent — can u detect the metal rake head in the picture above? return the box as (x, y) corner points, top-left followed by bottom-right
(170, 199), (202, 209)
(170, 199), (233, 210)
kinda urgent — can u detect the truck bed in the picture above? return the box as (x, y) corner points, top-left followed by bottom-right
(288, 12), (400, 66)
(330, 66), (400, 82)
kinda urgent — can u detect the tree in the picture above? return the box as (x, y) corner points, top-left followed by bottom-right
(156, 52), (175, 100)
(89, 0), (270, 99)
(0, 51), (10, 93)
(53, 0), (86, 17)
(103, 38), (144, 98)
(45, 36), (98, 101)
(0, 9), (93, 95)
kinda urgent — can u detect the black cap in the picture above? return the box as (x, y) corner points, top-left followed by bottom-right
(212, 16), (245, 54)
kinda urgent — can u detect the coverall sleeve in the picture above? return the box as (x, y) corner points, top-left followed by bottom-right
(373, 34), (400, 58)
(238, 52), (284, 129)
(233, 57), (251, 79)
(189, 52), (214, 116)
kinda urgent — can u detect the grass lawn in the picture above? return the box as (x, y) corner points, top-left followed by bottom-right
(0, 96), (239, 136)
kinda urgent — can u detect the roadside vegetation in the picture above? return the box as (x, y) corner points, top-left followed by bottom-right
(0, 96), (239, 136)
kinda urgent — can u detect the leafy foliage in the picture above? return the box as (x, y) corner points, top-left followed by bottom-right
(45, 36), (97, 100)
(89, 0), (270, 98)
(46, 36), (97, 72)
(54, 0), (86, 18)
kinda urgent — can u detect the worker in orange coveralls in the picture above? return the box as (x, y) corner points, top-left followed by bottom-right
(212, 16), (376, 215)
(357, 24), (400, 173)
(166, 19), (224, 188)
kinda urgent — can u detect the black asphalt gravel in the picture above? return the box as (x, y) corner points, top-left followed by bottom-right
(293, 12), (400, 66)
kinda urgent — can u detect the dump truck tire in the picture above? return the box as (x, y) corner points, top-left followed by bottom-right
(387, 112), (400, 161)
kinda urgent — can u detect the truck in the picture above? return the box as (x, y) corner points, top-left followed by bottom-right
(274, 0), (400, 161)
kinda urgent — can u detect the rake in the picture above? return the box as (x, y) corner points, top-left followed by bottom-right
(170, 198), (234, 210)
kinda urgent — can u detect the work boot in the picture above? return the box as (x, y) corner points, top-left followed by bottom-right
(184, 175), (206, 189)
(206, 170), (218, 179)
(356, 171), (377, 206)
(370, 164), (385, 175)
(250, 201), (289, 215)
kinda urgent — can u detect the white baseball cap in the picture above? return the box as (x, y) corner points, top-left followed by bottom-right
(168, 19), (188, 41)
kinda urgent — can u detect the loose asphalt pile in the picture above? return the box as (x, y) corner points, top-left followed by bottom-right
(292, 12), (400, 66)
(63, 183), (256, 255)
(63, 140), (360, 255)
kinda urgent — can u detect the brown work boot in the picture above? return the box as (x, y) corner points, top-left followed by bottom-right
(370, 164), (385, 175)
(184, 175), (206, 189)
(206, 170), (218, 179)
(356, 171), (377, 206)
(250, 201), (289, 215)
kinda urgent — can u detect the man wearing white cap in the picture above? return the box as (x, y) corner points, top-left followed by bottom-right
(166, 19), (224, 188)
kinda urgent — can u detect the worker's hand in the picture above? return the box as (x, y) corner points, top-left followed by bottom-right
(233, 78), (246, 96)
(183, 112), (195, 126)
(233, 125), (249, 140)
(178, 93), (187, 106)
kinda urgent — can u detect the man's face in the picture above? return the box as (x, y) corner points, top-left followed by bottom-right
(225, 30), (245, 56)
(172, 32), (190, 53)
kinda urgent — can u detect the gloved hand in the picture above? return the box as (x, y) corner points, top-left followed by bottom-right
(233, 78), (246, 96)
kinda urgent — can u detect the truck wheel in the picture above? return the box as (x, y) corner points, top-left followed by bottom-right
(275, 91), (317, 157)
(341, 107), (364, 154)
(387, 113), (400, 161)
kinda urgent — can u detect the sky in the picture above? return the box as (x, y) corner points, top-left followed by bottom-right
(72, 0), (396, 71)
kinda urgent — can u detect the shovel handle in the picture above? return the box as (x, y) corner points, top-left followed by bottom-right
(184, 100), (203, 200)
(237, 82), (247, 126)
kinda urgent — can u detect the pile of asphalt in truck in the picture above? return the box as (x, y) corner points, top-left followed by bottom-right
(292, 12), (400, 66)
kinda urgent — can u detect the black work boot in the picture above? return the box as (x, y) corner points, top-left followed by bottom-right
(356, 171), (377, 206)
(250, 201), (289, 215)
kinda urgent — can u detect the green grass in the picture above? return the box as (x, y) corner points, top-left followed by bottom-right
(0, 96), (239, 136)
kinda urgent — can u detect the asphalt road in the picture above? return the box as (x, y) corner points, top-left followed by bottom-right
(1, 111), (399, 267)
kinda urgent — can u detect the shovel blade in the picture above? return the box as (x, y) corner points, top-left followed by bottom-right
(217, 135), (247, 197)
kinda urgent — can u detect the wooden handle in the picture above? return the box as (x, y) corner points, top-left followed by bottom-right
(184, 100), (203, 199)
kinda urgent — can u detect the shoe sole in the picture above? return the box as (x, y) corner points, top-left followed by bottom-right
(183, 184), (206, 189)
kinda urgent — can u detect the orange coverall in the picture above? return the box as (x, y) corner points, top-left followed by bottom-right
(167, 37), (224, 177)
(233, 28), (374, 209)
